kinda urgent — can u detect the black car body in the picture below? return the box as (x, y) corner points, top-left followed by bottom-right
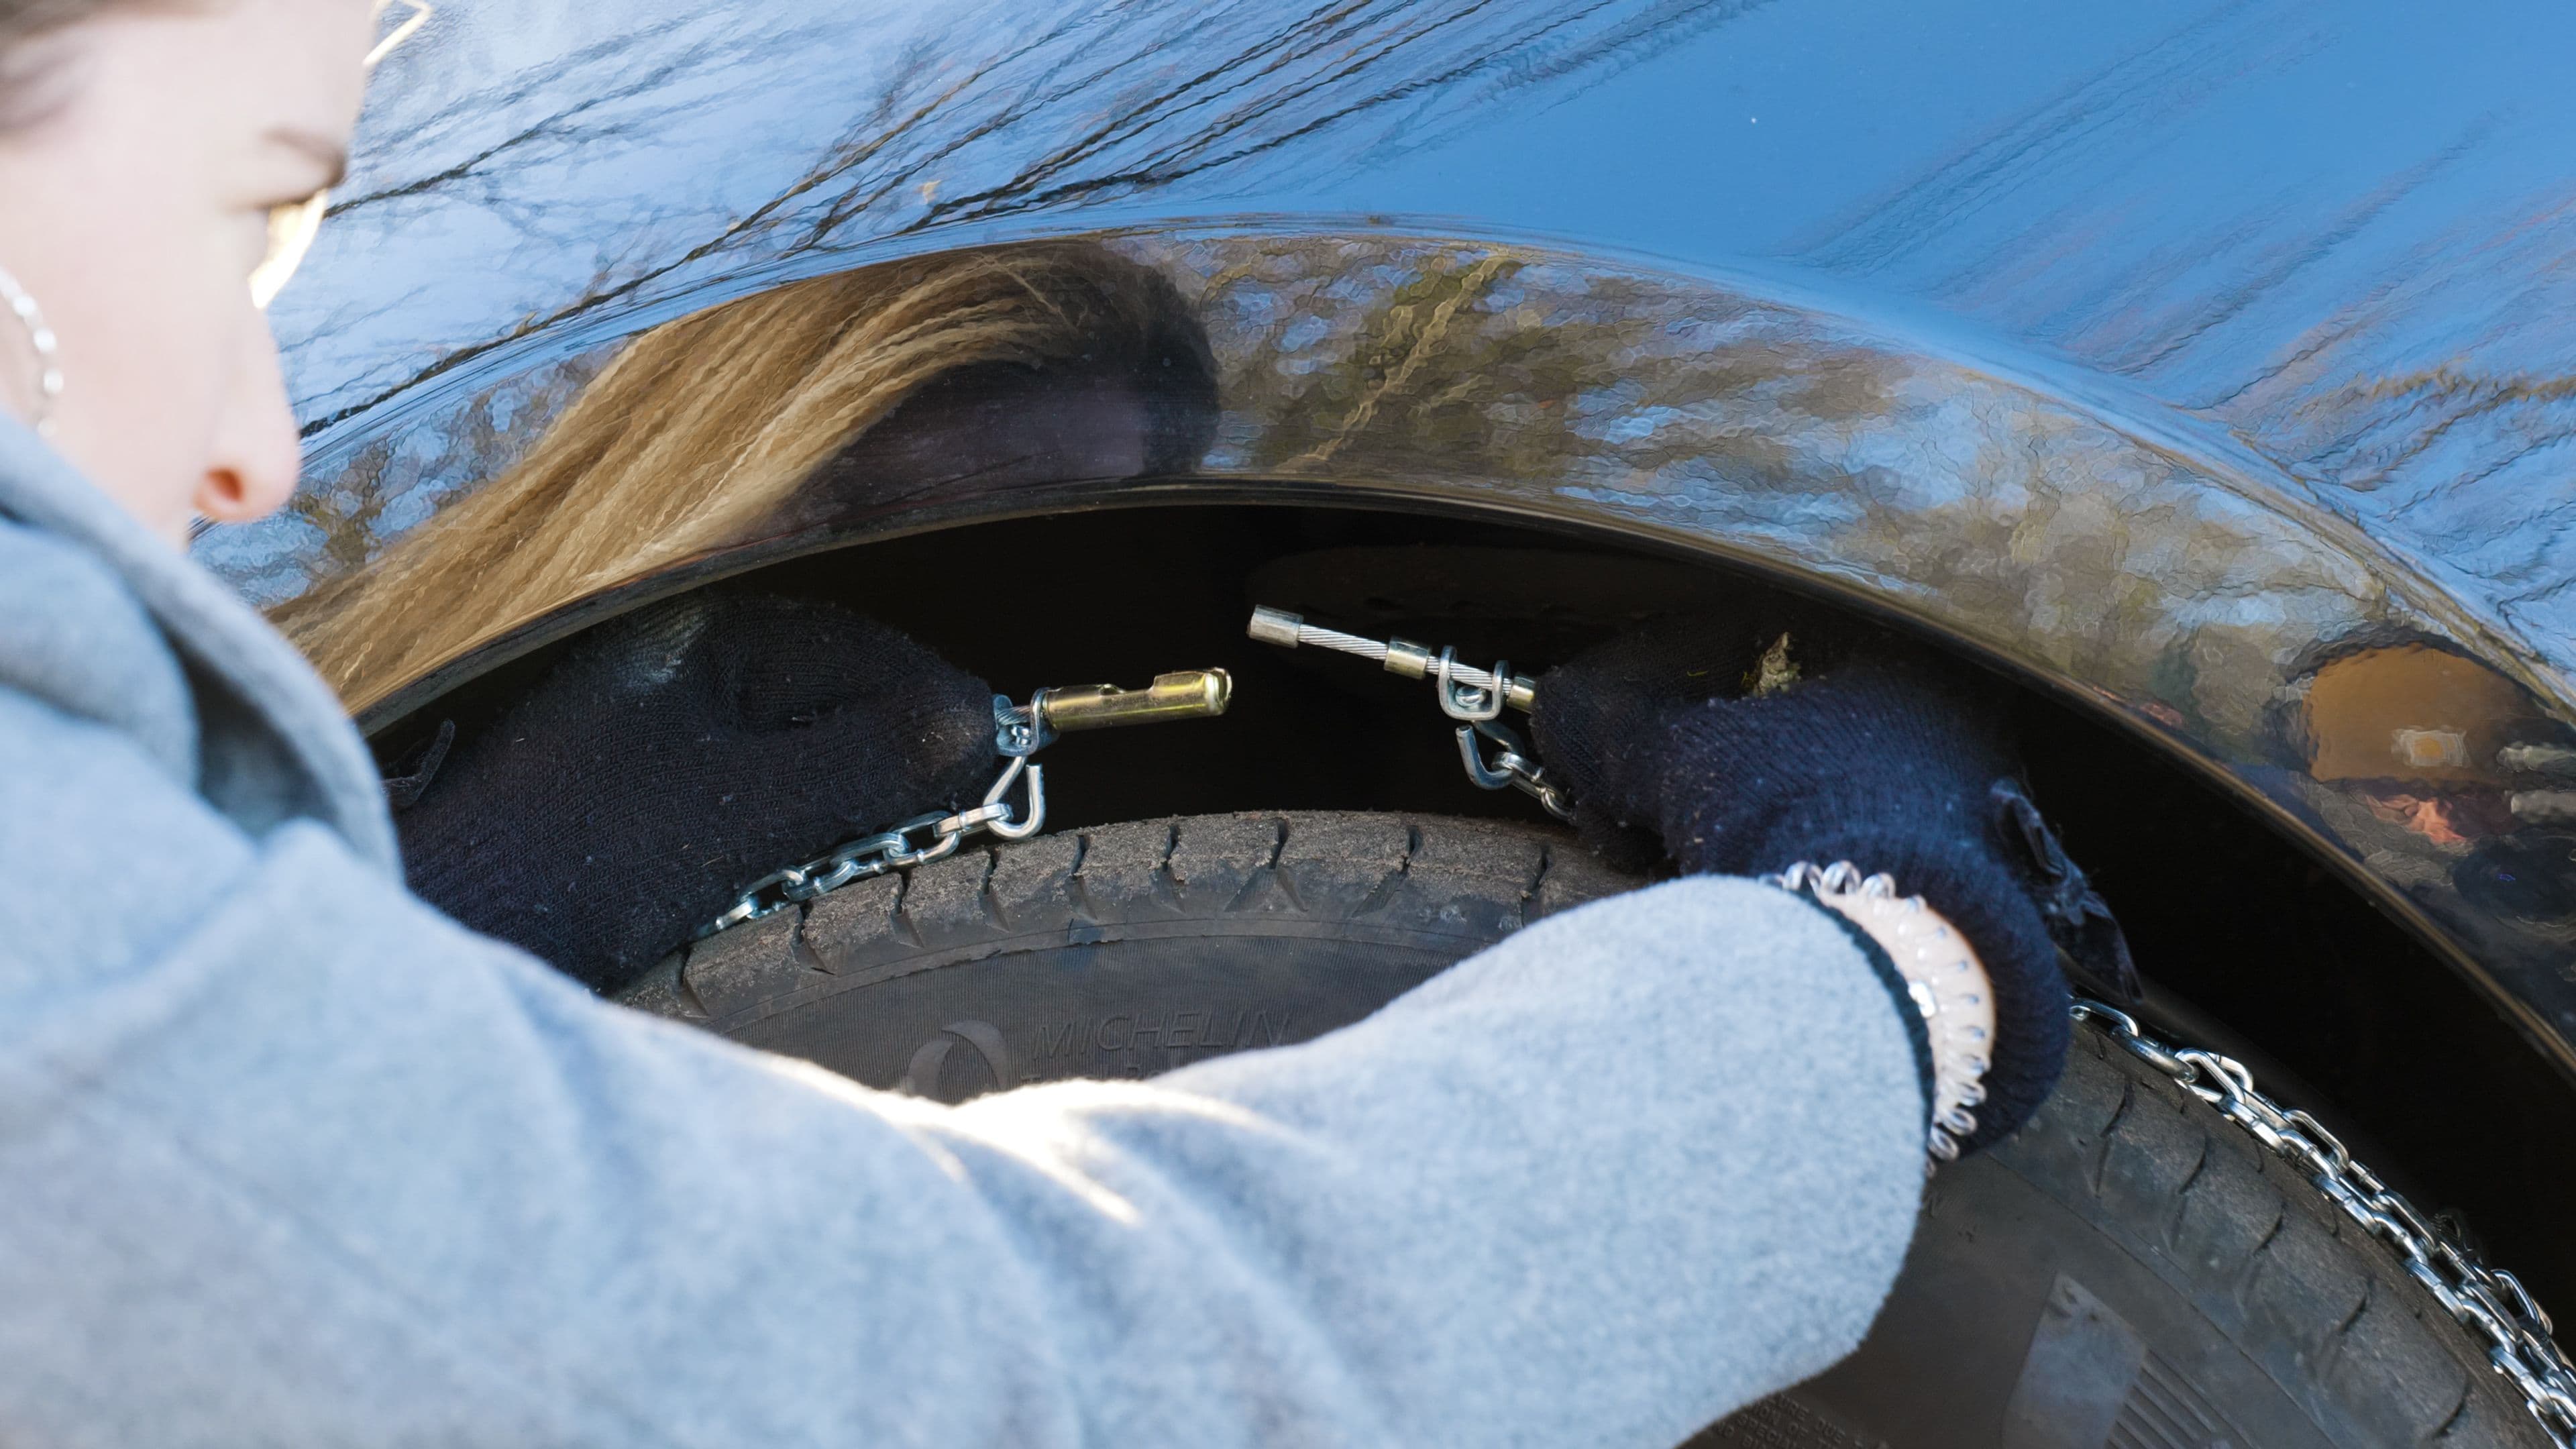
(220, 1), (2576, 1436)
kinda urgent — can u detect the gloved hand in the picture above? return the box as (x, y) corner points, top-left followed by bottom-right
(1530, 611), (2134, 1150)
(395, 588), (1000, 994)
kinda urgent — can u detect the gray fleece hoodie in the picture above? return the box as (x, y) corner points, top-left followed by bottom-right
(0, 415), (1925, 1448)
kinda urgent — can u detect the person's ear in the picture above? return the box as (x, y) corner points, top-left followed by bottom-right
(194, 309), (301, 525)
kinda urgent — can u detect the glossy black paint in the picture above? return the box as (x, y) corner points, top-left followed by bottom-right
(223, 1), (2576, 1066)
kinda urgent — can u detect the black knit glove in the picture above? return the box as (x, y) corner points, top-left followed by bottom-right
(1530, 612), (2135, 1151)
(396, 589), (999, 994)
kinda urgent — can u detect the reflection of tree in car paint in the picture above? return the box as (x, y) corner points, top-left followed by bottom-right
(251, 220), (2576, 1014)
(274, 244), (1215, 713)
(266, 226), (2460, 772)
(280, 0), (1780, 437)
(1148, 233), (2423, 759)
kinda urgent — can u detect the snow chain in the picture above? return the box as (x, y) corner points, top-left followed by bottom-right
(2072, 999), (2576, 1447)
(699, 672), (1231, 938)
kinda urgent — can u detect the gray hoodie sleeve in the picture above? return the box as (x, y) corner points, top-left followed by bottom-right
(0, 683), (1925, 1449)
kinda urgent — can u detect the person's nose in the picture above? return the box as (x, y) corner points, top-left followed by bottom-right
(193, 308), (302, 525)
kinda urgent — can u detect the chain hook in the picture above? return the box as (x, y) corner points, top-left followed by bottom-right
(1455, 718), (1576, 822)
(1456, 720), (1521, 789)
(983, 754), (1048, 841)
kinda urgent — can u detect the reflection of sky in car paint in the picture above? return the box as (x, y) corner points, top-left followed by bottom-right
(294, 0), (2576, 413)
(254, 0), (2576, 675)
(1350, 0), (2576, 641)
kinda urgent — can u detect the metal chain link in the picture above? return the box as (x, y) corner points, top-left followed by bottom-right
(696, 699), (1052, 939)
(2072, 998), (2576, 1446)
(1456, 717), (1574, 821)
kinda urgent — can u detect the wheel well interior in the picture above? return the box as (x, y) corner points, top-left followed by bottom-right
(384, 499), (2576, 1309)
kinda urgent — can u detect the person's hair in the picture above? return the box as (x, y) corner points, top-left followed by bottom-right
(277, 242), (1215, 714)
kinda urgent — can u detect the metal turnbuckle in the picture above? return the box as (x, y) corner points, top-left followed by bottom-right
(701, 668), (1231, 937)
(1247, 606), (1572, 821)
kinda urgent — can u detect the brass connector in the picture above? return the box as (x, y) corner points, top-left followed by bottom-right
(1034, 669), (1233, 732)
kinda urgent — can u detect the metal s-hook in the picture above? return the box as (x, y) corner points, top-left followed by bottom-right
(1455, 718), (1575, 822)
(982, 755), (1048, 840)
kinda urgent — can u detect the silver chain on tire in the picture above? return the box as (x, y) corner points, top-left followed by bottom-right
(680, 621), (2576, 1440)
(2072, 998), (2576, 1446)
(699, 672), (1234, 939)
(695, 699), (1054, 939)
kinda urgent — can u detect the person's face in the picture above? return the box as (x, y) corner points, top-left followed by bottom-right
(0, 0), (374, 547)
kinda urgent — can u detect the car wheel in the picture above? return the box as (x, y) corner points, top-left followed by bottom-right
(622, 811), (2555, 1448)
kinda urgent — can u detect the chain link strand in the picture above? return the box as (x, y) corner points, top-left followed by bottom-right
(2072, 998), (2576, 1446)
(696, 700), (1053, 938)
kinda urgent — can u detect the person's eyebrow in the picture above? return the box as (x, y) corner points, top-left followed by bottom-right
(264, 127), (350, 191)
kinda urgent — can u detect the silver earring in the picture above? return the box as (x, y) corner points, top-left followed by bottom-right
(0, 262), (62, 438)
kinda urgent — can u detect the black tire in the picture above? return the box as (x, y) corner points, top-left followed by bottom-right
(621, 811), (2550, 1448)
(1699, 1027), (2551, 1448)
(616, 811), (1632, 1093)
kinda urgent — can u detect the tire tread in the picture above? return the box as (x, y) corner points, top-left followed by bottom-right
(619, 810), (1631, 1034)
(1997, 1032), (2543, 1446)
